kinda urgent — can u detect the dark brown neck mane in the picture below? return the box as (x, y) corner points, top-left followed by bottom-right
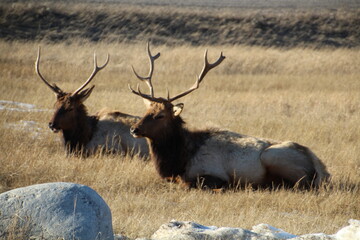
(62, 105), (98, 155)
(147, 117), (211, 179)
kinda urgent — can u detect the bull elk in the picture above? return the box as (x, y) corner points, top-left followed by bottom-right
(35, 47), (148, 157)
(128, 43), (330, 189)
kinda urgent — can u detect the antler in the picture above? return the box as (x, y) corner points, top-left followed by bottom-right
(129, 44), (225, 103)
(35, 46), (64, 95)
(131, 41), (160, 97)
(128, 84), (165, 103)
(72, 52), (110, 96)
(167, 50), (225, 102)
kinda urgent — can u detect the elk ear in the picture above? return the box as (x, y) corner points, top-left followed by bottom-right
(77, 85), (95, 103)
(173, 103), (184, 116)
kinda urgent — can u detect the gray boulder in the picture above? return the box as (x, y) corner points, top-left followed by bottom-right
(0, 182), (114, 240)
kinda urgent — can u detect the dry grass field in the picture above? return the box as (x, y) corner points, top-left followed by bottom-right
(1, 2), (360, 239)
(1, 40), (359, 238)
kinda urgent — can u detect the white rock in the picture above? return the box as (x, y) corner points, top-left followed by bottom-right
(335, 219), (360, 240)
(0, 100), (50, 112)
(0, 182), (114, 240)
(151, 220), (272, 240)
(294, 233), (335, 240)
(150, 220), (360, 240)
(252, 223), (297, 239)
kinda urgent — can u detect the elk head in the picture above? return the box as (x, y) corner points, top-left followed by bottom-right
(35, 47), (109, 133)
(129, 43), (225, 140)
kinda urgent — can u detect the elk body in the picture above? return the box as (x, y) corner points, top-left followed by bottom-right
(35, 48), (148, 157)
(129, 44), (330, 189)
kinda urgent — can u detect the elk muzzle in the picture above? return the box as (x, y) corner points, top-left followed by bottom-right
(48, 122), (60, 133)
(130, 125), (143, 138)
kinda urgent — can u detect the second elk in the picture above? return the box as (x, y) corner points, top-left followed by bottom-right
(35, 47), (148, 157)
(129, 44), (330, 189)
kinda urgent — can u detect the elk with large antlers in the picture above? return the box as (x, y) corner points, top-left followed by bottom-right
(35, 47), (148, 157)
(129, 43), (330, 189)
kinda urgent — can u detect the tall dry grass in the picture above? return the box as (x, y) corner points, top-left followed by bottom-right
(0, 40), (359, 239)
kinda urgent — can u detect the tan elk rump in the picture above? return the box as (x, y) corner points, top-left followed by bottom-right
(35, 47), (148, 157)
(129, 43), (330, 189)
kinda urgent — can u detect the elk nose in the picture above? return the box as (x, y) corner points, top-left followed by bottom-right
(130, 126), (139, 135)
(49, 122), (60, 133)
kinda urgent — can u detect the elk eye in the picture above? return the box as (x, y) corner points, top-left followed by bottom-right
(154, 114), (164, 120)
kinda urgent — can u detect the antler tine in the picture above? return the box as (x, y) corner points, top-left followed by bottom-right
(167, 77), (200, 102)
(35, 46), (63, 95)
(72, 52), (110, 96)
(131, 41), (160, 97)
(168, 50), (225, 102)
(198, 50), (226, 84)
(128, 84), (164, 103)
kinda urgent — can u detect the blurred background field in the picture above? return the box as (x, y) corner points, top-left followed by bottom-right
(1, 2), (360, 48)
(0, 1), (359, 239)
